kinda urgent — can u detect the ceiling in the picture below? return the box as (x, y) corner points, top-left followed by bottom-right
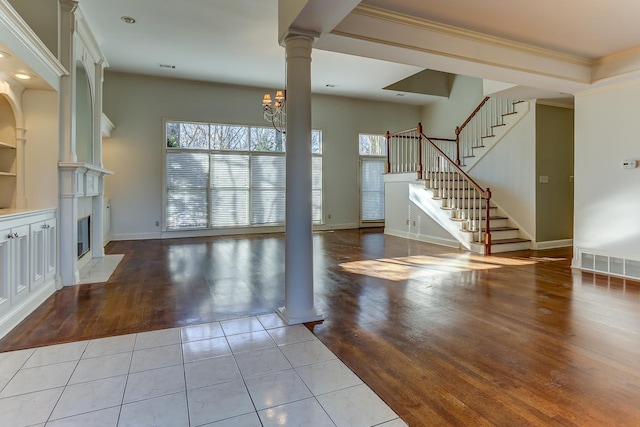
(76, 0), (640, 105)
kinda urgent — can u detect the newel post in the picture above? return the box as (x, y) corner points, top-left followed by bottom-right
(484, 188), (492, 255)
(385, 130), (391, 173)
(454, 126), (461, 165)
(417, 122), (423, 179)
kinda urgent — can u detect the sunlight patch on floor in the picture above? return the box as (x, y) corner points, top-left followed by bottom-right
(339, 253), (555, 281)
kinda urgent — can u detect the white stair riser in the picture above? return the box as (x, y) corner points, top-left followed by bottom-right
(471, 229), (519, 241)
(490, 241), (531, 253)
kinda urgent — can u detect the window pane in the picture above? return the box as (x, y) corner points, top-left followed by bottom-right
(312, 157), (322, 190)
(166, 122), (209, 149)
(210, 190), (249, 226)
(312, 189), (322, 223)
(311, 130), (322, 154)
(251, 155), (285, 189)
(361, 158), (385, 221)
(211, 124), (249, 150)
(251, 190), (285, 225)
(251, 127), (285, 152)
(210, 154), (249, 188)
(359, 134), (387, 156)
(167, 190), (208, 229)
(361, 192), (385, 221)
(166, 152), (209, 189)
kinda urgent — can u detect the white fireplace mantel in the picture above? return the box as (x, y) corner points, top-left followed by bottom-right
(59, 162), (113, 198)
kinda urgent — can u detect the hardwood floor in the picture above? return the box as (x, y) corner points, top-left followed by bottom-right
(1, 229), (639, 426)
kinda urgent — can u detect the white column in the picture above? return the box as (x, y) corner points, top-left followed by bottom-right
(58, 0), (79, 286)
(91, 60), (106, 258)
(277, 33), (323, 325)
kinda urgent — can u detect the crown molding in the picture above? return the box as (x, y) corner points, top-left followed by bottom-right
(0, 0), (68, 86)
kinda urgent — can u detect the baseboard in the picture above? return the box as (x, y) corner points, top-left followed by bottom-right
(315, 223), (359, 231)
(111, 232), (162, 241)
(533, 239), (573, 249)
(111, 223), (360, 241)
(385, 228), (461, 249)
(0, 281), (56, 340)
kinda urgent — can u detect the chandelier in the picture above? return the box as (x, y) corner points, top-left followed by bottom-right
(262, 90), (286, 133)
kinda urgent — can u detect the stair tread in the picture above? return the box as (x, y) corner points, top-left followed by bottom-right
(490, 226), (519, 231)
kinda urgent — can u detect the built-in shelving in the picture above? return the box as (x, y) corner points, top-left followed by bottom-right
(0, 97), (17, 209)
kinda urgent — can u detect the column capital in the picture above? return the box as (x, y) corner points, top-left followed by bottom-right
(59, 0), (78, 13)
(280, 29), (319, 46)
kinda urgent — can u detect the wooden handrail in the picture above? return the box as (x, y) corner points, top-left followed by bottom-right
(427, 137), (456, 142)
(455, 96), (490, 136)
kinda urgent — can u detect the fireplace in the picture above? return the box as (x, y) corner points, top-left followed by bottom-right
(77, 216), (91, 259)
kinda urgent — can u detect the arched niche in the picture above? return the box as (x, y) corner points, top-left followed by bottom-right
(75, 60), (93, 164)
(0, 93), (18, 208)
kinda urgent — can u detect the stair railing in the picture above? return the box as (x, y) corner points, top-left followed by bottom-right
(455, 97), (519, 165)
(386, 123), (493, 254)
(385, 125), (423, 178)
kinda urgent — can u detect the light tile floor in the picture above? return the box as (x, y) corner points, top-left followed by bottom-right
(0, 314), (407, 427)
(77, 254), (124, 285)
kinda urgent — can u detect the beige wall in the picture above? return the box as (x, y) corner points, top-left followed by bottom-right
(23, 89), (58, 210)
(102, 72), (421, 239)
(8, 0), (58, 57)
(535, 103), (574, 242)
(420, 75), (484, 138)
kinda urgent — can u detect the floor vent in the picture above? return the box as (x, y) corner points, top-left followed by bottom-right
(578, 249), (640, 280)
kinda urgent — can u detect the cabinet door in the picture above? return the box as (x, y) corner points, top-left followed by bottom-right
(44, 218), (56, 283)
(30, 221), (46, 290)
(11, 224), (30, 305)
(0, 229), (10, 316)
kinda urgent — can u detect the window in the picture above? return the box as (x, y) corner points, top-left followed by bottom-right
(359, 134), (386, 223)
(165, 121), (322, 230)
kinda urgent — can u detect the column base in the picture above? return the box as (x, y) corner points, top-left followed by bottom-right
(276, 306), (323, 326)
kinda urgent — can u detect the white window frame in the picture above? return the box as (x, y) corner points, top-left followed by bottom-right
(162, 119), (323, 231)
(358, 133), (387, 227)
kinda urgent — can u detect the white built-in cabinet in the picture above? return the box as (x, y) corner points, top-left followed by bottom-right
(0, 209), (57, 337)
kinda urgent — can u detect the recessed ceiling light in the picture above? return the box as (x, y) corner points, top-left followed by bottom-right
(14, 73), (32, 80)
(325, 84), (337, 88)
(121, 16), (136, 24)
(0, 51), (11, 59)
(396, 93), (406, 97)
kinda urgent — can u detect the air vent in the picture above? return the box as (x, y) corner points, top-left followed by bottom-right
(577, 248), (640, 279)
(158, 63), (176, 69)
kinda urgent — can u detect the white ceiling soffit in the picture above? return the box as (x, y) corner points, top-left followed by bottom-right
(331, 1), (640, 93)
(362, 0), (640, 60)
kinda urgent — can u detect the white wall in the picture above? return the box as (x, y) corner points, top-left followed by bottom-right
(574, 81), (640, 259)
(471, 102), (537, 238)
(23, 89), (58, 210)
(384, 173), (458, 247)
(102, 72), (421, 239)
(421, 75), (484, 138)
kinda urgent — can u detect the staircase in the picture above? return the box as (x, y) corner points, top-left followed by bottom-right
(423, 172), (530, 254)
(386, 98), (531, 255)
